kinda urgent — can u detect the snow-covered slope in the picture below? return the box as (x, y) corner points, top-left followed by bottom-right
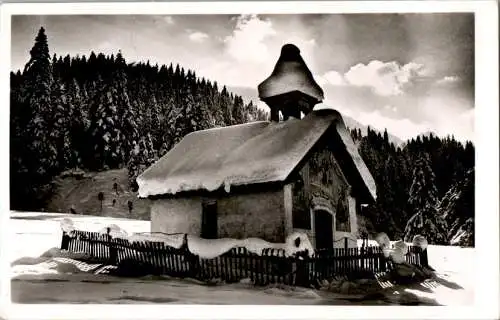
(46, 168), (152, 220)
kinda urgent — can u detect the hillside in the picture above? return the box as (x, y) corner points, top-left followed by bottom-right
(46, 168), (152, 221)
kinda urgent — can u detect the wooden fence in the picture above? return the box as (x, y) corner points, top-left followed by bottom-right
(61, 230), (428, 287)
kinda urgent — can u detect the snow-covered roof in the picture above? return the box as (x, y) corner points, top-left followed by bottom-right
(137, 108), (376, 202)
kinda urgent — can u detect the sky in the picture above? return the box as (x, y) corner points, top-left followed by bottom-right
(11, 14), (475, 142)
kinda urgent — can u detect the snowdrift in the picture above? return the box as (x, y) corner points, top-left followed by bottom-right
(374, 233), (427, 263)
(186, 232), (314, 259)
(61, 219), (314, 259)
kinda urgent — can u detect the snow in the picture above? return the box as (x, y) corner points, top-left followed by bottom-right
(334, 117), (377, 200)
(97, 224), (129, 239)
(373, 234), (420, 262)
(137, 109), (374, 199)
(60, 218), (75, 233)
(8, 211), (475, 307)
(412, 235), (429, 250)
(375, 232), (391, 253)
(59, 214), (313, 259)
(186, 232), (314, 259)
(388, 247), (406, 264)
(187, 236), (244, 259)
(129, 233), (185, 249)
(393, 240), (409, 255)
(257, 43), (324, 102)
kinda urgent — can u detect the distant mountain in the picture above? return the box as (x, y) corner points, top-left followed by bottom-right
(229, 86), (405, 147)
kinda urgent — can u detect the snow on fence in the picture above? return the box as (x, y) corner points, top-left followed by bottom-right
(60, 230), (428, 287)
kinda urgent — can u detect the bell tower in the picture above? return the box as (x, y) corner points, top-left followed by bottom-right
(258, 44), (324, 122)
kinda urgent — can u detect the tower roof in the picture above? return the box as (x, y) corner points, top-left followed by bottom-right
(258, 44), (324, 102)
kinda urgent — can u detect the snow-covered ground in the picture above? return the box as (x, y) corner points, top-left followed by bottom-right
(8, 211), (474, 306)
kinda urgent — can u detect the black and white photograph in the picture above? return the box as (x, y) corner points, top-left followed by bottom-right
(1, 1), (498, 319)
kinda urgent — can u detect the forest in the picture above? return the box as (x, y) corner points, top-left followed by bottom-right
(10, 27), (475, 246)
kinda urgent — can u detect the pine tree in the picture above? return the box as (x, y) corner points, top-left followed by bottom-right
(439, 168), (475, 246)
(87, 84), (121, 170)
(404, 153), (448, 244)
(10, 27), (59, 209)
(232, 96), (245, 124)
(23, 27), (58, 177)
(126, 140), (142, 191)
(67, 79), (86, 168)
(50, 78), (72, 170)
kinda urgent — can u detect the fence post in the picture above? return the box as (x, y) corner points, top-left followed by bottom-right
(420, 248), (429, 268)
(107, 229), (117, 265)
(295, 253), (310, 288)
(344, 237), (348, 251)
(60, 231), (70, 250)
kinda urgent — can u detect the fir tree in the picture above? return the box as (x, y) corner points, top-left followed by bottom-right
(439, 168), (475, 246)
(50, 78), (72, 170)
(23, 27), (57, 177)
(87, 84), (121, 170)
(11, 27), (57, 209)
(67, 79), (86, 168)
(126, 140), (141, 191)
(404, 153), (448, 244)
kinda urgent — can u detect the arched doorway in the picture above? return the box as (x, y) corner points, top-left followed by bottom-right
(314, 209), (333, 250)
(311, 196), (335, 250)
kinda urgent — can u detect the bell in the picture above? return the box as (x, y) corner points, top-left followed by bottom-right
(258, 44), (324, 121)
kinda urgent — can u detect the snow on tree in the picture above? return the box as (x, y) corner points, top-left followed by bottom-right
(66, 79), (86, 168)
(87, 87), (121, 170)
(439, 168), (474, 247)
(412, 235), (429, 250)
(23, 27), (58, 178)
(127, 140), (141, 191)
(114, 52), (139, 165)
(88, 52), (136, 170)
(144, 95), (161, 148)
(127, 132), (158, 190)
(404, 153), (448, 244)
(449, 218), (474, 247)
(232, 96), (245, 124)
(50, 79), (72, 170)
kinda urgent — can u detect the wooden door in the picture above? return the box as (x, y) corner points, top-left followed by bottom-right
(314, 209), (333, 250)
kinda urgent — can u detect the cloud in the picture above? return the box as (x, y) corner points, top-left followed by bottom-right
(224, 14), (276, 64)
(316, 70), (346, 86)
(317, 92), (474, 143)
(436, 75), (460, 85)
(317, 60), (429, 96)
(189, 31), (209, 43)
(343, 60), (427, 96)
(198, 14), (319, 89)
(338, 107), (432, 141)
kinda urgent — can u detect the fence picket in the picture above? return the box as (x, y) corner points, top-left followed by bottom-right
(97, 234), (102, 259)
(242, 250), (247, 280)
(160, 245), (167, 273)
(166, 247), (172, 273)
